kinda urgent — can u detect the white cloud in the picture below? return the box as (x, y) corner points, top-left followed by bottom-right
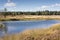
(54, 3), (60, 6)
(4, 2), (16, 7)
(4, 0), (16, 7)
(40, 3), (60, 9)
(30, 3), (60, 11)
(34, 3), (60, 11)
(40, 6), (49, 9)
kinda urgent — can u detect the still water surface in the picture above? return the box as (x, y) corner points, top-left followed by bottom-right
(0, 20), (60, 36)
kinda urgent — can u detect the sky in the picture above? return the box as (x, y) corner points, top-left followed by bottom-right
(0, 0), (60, 11)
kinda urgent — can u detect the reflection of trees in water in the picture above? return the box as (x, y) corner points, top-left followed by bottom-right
(0, 22), (7, 33)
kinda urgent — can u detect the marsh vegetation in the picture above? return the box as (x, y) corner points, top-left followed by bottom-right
(0, 11), (60, 21)
(0, 24), (60, 40)
(0, 23), (7, 33)
(0, 11), (60, 40)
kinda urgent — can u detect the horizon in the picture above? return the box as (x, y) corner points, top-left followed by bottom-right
(0, 0), (60, 11)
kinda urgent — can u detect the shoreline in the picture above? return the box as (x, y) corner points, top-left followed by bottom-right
(0, 15), (60, 21)
(0, 24), (60, 40)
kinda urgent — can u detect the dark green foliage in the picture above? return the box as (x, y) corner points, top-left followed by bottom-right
(0, 10), (60, 16)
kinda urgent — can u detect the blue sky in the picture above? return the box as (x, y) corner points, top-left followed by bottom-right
(0, 0), (60, 11)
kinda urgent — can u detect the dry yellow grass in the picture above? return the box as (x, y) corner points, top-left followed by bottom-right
(0, 15), (60, 21)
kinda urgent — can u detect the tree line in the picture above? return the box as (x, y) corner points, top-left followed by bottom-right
(0, 10), (60, 17)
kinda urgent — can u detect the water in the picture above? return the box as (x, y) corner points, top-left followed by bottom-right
(0, 20), (60, 36)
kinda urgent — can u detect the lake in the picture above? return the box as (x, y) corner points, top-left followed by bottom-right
(0, 20), (60, 36)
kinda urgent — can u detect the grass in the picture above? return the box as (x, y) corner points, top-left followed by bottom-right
(0, 23), (60, 40)
(0, 15), (60, 21)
